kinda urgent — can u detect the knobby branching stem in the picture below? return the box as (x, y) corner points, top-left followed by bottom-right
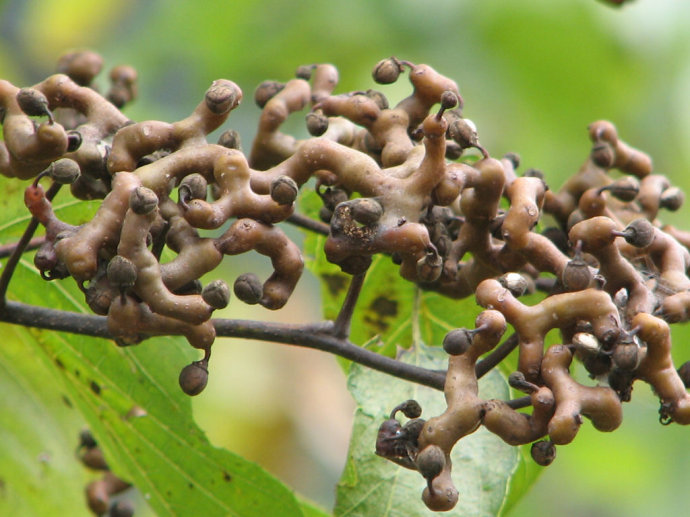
(0, 181), (61, 307)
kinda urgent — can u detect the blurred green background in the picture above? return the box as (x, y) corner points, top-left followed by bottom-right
(2, 0), (690, 515)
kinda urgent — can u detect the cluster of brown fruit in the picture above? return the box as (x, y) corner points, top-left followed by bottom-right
(2, 51), (690, 512)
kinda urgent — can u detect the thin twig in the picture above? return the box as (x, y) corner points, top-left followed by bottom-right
(0, 301), (447, 390)
(0, 236), (45, 258)
(475, 333), (519, 379)
(332, 271), (366, 339)
(287, 213), (330, 235)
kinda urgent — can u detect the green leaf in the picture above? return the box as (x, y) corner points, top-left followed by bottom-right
(0, 177), (304, 517)
(335, 345), (519, 517)
(0, 326), (91, 517)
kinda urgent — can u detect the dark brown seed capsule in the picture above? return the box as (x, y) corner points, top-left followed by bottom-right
(561, 259), (592, 291)
(295, 64), (314, 80)
(394, 399), (422, 419)
(440, 90), (458, 110)
(16, 88), (51, 118)
(201, 279), (230, 309)
(179, 173), (208, 202)
(365, 89), (389, 110)
(603, 176), (639, 202)
(47, 158), (81, 184)
(531, 440), (556, 466)
(179, 361), (209, 396)
(234, 273), (263, 305)
(205, 80), (241, 115)
(372, 58), (402, 84)
(351, 198), (383, 225)
(254, 81), (285, 108)
(590, 142), (615, 168)
(107, 256), (137, 290)
(619, 219), (655, 248)
(443, 328), (472, 356)
(66, 130), (82, 152)
(416, 445), (445, 481)
(660, 187), (684, 211)
(306, 111), (329, 136)
(217, 129), (241, 150)
(129, 187), (158, 215)
(448, 118), (478, 149)
(270, 176), (298, 205)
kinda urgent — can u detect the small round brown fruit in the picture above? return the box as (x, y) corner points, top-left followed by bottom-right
(179, 361), (209, 396)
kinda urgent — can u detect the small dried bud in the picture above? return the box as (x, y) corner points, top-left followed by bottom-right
(295, 64), (314, 80)
(619, 219), (654, 248)
(365, 89), (389, 110)
(531, 440), (556, 466)
(270, 175), (299, 205)
(179, 173), (208, 202)
(254, 81), (285, 108)
(107, 256), (137, 290)
(393, 399), (422, 419)
(660, 187), (684, 211)
(202, 279), (230, 309)
(448, 118), (478, 149)
(503, 152), (521, 169)
(179, 360), (209, 396)
(129, 186), (158, 214)
(561, 259), (592, 291)
(604, 176), (639, 202)
(46, 158), (81, 184)
(351, 198), (383, 225)
(217, 129), (242, 150)
(591, 142), (615, 168)
(205, 80), (242, 114)
(416, 445), (445, 481)
(443, 328), (472, 356)
(16, 88), (52, 118)
(306, 111), (329, 136)
(234, 273), (263, 305)
(508, 371), (539, 394)
(440, 90), (458, 110)
(372, 57), (402, 84)
(66, 130), (82, 152)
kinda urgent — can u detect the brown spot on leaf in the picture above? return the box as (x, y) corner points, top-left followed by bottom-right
(61, 395), (73, 408)
(321, 273), (347, 297)
(90, 381), (101, 395)
(223, 471), (232, 482)
(364, 296), (398, 333)
(55, 358), (65, 369)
